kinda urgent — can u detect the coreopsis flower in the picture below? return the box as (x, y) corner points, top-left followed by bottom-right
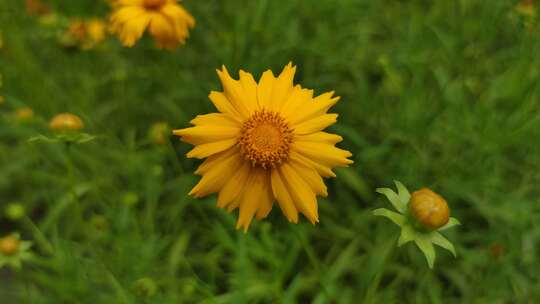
(49, 113), (85, 132)
(62, 19), (106, 49)
(174, 63), (353, 231)
(110, 0), (195, 49)
(0, 234), (32, 269)
(516, 0), (537, 17)
(15, 107), (34, 121)
(374, 181), (460, 268)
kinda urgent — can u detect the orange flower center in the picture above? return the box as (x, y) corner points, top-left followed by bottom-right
(238, 110), (293, 169)
(143, 0), (166, 10)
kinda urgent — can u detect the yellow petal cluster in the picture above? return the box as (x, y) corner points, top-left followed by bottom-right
(110, 0), (195, 49)
(49, 113), (85, 132)
(174, 63), (353, 231)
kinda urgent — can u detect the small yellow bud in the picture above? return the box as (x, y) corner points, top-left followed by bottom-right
(15, 107), (34, 121)
(410, 188), (450, 230)
(49, 113), (85, 132)
(0, 235), (20, 256)
(148, 122), (169, 145)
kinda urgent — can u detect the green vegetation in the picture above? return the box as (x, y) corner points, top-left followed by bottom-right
(1, 0), (540, 302)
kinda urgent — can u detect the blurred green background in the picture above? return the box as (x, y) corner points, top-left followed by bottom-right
(1, 0), (540, 303)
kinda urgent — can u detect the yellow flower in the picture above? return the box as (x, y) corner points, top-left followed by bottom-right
(15, 107), (34, 121)
(86, 19), (107, 44)
(110, 0), (195, 49)
(410, 188), (450, 230)
(0, 235), (20, 256)
(49, 113), (85, 132)
(173, 63), (353, 231)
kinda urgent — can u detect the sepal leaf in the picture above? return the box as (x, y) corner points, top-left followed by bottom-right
(373, 208), (405, 226)
(398, 224), (416, 247)
(438, 217), (460, 231)
(376, 187), (406, 213)
(395, 180), (411, 209)
(415, 235), (436, 269)
(429, 231), (456, 257)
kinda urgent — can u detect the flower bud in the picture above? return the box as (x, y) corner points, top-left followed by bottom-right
(0, 235), (20, 256)
(133, 277), (157, 298)
(5, 203), (26, 221)
(148, 122), (169, 145)
(409, 188), (449, 230)
(49, 113), (84, 132)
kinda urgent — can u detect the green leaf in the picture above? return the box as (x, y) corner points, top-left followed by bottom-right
(430, 231), (456, 257)
(394, 180), (411, 208)
(438, 217), (461, 231)
(373, 208), (405, 226)
(415, 236), (436, 269)
(398, 224), (416, 246)
(376, 187), (406, 213)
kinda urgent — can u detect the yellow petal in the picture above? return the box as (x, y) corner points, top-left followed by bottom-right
(289, 151), (336, 178)
(195, 146), (238, 175)
(296, 132), (343, 145)
(189, 149), (243, 198)
(239, 70), (258, 110)
(190, 113), (240, 128)
(217, 161), (251, 209)
(255, 171), (274, 220)
(289, 160), (328, 197)
(270, 168), (299, 223)
(208, 91), (242, 121)
(217, 67), (252, 117)
(186, 139), (236, 159)
(235, 168), (269, 232)
(279, 163), (319, 224)
(270, 62), (296, 111)
(148, 14), (175, 46)
(280, 87), (313, 119)
(292, 142), (353, 168)
(257, 70), (275, 109)
(111, 10), (151, 47)
(289, 93), (339, 125)
(293, 114), (338, 135)
(172, 125), (239, 145)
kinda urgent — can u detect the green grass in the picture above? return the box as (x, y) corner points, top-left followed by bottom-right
(1, 0), (540, 303)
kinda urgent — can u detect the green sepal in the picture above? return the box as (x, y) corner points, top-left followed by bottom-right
(394, 180), (411, 209)
(373, 208), (405, 226)
(415, 235), (436, 269)
(438, 217), (461, 231)
(376, 186), (407, 214)
(429, 231), (456, 257)
(398, 224), (416, 247)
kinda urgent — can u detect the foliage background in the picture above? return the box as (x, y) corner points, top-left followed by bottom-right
(1, 0), (540, 303)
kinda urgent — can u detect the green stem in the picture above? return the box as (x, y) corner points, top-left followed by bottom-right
(22, 216), (54, 255)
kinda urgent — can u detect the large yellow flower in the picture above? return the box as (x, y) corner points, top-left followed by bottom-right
(174, 63), (353, 231)
(110, 0), (195, 49)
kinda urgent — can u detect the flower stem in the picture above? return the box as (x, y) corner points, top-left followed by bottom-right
(363, 235), (399, 303)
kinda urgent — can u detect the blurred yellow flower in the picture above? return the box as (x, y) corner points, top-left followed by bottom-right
(86, 19), (107, 44)
(25, 0), (51, 17)
(516, 0), (537, 17)
(49, 113), (85, 132)
(174, 63), (353, 231)
(410, 188), (450, 230)
(149, 122), (170, 145)
(63, 19), (107, 49)
(0, 235), (20, 256)
(15, 107), (34, 121)
(110, 0), (195, 49)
